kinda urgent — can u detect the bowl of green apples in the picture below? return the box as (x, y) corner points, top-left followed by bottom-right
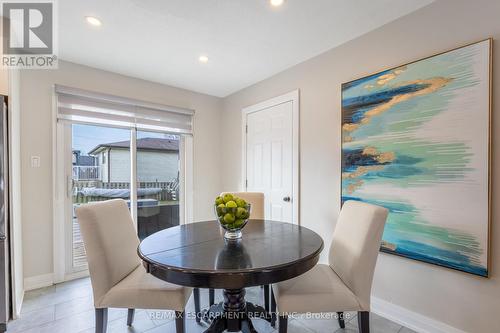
(214, 193), (251, 240)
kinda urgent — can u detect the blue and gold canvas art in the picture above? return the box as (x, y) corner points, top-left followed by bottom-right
(341, 39), (491, 277)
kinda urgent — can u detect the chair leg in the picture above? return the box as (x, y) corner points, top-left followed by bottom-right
(264, 284), (270, 312)
(209, 288), (215, 306)
(337, 312), (345, 328)
(175, 311), (185, 333)
(95, 308), (108, 333)
(193, 288), (201, 323)
(127, 309), (135, 326)
(358, 311), (370, 333)
(270, 287), (277, 328)
(279, 314), (288, 333)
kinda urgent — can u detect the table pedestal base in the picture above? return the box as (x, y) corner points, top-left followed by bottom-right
(202, 289), (272, 333)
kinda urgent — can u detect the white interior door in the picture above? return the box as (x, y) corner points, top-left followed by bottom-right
(245, 98), (296, 223)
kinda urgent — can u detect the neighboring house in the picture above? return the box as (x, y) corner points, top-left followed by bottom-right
(72, 150), (98, 180)
(72, 150), (96, 166)
(88, 137), (179, 182)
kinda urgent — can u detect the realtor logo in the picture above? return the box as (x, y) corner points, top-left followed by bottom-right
(1, 0), (58, 68)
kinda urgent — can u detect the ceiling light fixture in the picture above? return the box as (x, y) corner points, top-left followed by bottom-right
(199, 55), (209, 64)
(85, 16), (102, 27)
(270, 0), (285, 7)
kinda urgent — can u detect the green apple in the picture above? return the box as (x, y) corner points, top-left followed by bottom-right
(234, 219), (246, 228)
(235, 207), (247, 218)
(226, 200), (237, 208)
(223, 213), (235, 224)
(215, 196), (224, 205)
(216, 203), (226, 216)
(235, 198), (247, 208)
(223, 193), (234, 203)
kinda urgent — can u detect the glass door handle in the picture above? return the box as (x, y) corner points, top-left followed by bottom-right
(67, 175), (73, 198)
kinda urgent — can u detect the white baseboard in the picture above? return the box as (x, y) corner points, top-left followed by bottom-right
(371, 297), (467, 333)
(24, 270), (89, 292)
(64, 269), (89, 282)
(24, 273), (54, 291)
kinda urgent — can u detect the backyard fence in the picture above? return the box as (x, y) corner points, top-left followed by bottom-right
(72, 166), (100, 180)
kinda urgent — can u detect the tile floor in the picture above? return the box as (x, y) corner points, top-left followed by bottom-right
(8, 277), (416, 333)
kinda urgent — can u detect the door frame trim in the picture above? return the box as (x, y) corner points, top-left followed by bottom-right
(241, 90), (300, 224)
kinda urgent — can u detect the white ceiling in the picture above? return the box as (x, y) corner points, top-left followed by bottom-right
(59, 0), (433, 97)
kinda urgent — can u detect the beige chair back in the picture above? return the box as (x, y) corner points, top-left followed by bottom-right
(75, 199), (141, 305)
(328, 200), (388, 310)
(220, 192), (265, 219)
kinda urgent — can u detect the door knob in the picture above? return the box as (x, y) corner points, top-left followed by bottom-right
(283, 196), (291, 202)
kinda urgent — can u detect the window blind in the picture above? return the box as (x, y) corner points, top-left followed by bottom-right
(55, 85), (194, 134)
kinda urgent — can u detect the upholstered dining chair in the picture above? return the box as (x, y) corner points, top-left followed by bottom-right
(222, 192), (265, 220)
(271, 200), (388, 333)
(76, 199), (192, 333)
(193, 192), (266, 323)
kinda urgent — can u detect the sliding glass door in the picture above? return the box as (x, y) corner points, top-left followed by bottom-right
(71, 124), (131, 271)
(136, 131), (180, 240)
(65, 124), (183, 275)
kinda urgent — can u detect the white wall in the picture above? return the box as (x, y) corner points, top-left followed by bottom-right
(0, 69), (7, 96)
(0, 17), (8, 96)
(19, 60), (223, 281)
(7, 69), (24, 318)
(2, 14), (25, 312)
(221, 0), (500, 332)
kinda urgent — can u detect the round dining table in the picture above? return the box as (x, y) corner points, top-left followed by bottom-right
(138, 219), (324, 333)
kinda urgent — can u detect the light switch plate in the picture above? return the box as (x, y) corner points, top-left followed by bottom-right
(31, 156), (41, 168)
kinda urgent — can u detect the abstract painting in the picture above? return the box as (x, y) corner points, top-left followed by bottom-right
(341, 39), (491, 277)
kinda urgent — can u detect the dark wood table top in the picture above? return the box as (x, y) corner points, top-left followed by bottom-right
(138, 220), (324, 289)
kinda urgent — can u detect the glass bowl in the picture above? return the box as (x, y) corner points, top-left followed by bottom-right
(214, 203), (252, 240)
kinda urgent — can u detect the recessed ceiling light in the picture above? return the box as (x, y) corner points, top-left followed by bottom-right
(199, 55), (209, 64)
(85, 16), (102, 27)
(270, 0), (285, 7)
